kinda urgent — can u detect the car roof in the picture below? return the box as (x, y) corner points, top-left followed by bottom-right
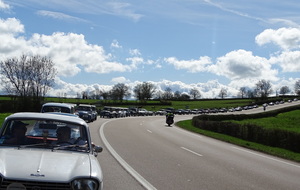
(5, 112), (86, 126)
(42, 102), (76, 108)
(78, 104), (93, 107)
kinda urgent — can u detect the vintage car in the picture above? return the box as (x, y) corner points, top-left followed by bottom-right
(0, 112), (103, 190)
(76, 104), (96, 122)
(41, 102), (77, 114)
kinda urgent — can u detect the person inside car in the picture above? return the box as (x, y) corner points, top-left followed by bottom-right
(54, 126), (86, 146)
(4, 121), (28, 145)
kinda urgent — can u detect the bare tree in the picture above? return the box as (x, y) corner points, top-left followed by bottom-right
(239, 87), (247, 98)
(163, 87), (173, 100)
(111, 83), (130, 102)
(0, 54), (56, 111)
(0, 54), (56, 97)
(174, 91), (181, 100)
(279, 86), (290, 96)
(100, 90), (110, 100)
(255, 79), (273, 99)
(189, 88), (201, 99)
(218, 88), (227, 99)
(133, 82), (156, 101)
(295, 80), (300, 95)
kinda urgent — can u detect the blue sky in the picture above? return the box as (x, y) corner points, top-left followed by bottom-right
(0, 0), (300, 98)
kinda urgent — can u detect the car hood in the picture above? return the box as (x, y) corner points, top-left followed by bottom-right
(0, 148), (92, 182)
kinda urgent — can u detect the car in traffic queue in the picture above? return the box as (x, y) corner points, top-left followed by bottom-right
(41, 102), (77, 114)
(0, 112), (103, 190)
(76, 104), (96, 122)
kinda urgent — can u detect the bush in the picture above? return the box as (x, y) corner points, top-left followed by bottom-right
(192, 104), (300, 153)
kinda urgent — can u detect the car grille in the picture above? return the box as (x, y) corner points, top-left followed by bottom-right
(0, 178), (71, 190)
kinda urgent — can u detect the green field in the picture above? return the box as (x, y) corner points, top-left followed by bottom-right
(177, 109), (300, 162)
(230, 110), (300, 133)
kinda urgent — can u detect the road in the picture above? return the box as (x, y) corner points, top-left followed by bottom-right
(89, 101), (300, 190)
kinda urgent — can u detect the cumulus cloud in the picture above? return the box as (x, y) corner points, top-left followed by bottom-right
(111, 76), (130, 84)
(0, 17), (24, 35)
(211, 49), (278, 81)
(164, 56), (212, 73)
(270, 51), (300, 72)
(256, 27), (300, 50)
(0, 0), (10, 11)
(0, 18), (133, 77)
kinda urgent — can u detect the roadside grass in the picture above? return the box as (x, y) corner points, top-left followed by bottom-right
(177, 120), (300, 162)
(230, 110), (300, 133)
(0, 113), (12, 126)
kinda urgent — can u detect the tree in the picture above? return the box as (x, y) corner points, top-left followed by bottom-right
(218, 88), (227, 99)
(189, 88), (201, 99)
(279, 86), (290, 96)
(295, 80), (300, 95)
(255, 79), (273, 99)
(239, 87), (247, 98)
(110, 83), (130, 102)
(174, 91), (181, 100)
(0, 54), (57, 111)
(163, 87), (173, 100)
(133, 82), (156, 101)
(100, 90), (110, 100)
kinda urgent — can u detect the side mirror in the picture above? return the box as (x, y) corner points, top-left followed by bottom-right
(93, 145), (103, 157)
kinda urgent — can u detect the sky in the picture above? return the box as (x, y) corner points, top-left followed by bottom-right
(0, 0), (300, 99)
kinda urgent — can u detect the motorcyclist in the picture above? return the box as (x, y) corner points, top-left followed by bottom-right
(166, 112), (174, 126)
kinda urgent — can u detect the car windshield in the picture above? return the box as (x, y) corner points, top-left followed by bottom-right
(0, 119), (90, 152)
(77, 106), (91, 111)
(42, 106), (71, 113)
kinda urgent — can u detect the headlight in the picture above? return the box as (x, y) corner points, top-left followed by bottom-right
(72, 179), (99, 190)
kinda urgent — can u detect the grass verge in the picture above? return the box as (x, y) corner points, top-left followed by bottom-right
(0, 113), (11, 125)
(177, 119), (300, 163)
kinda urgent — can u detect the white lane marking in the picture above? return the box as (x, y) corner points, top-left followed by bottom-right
(100, 120), (157, 190)
(147, 129), (152, 133)
(181, 147), (203, 157)
(232, 146), (300, 168)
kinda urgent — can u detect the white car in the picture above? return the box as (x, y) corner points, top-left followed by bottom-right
(0, 112), (103, 190)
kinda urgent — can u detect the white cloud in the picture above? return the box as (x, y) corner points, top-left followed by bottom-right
(111, 76), (130, 84)
(211, 49), (278, 81)
(110, 39), (122, 49)
(28, 32), (132, 76)
(164, 56), (212, 73)
(0, 0), (10, 10)
(270, 51), (300, 72)
(0, 17), (24, 35)
(36, 10), (88, 23)
(107, 1), (143, 22)
(255, 27), (300, 50)
(129, 49), (141, 56)
(0, 17), (133, 76)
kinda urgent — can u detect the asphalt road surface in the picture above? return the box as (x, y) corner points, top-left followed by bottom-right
(89, 101), (300, 190)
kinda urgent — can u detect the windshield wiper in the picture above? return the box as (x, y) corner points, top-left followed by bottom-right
(52, 144), (89, 152)
(18, 143), (49, 149)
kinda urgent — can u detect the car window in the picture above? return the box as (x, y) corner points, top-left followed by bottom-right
(0, 119), (89, 152)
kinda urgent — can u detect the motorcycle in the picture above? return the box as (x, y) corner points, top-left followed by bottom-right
(166, 114), (174, 126)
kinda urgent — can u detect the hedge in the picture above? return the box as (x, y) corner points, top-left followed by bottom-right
(192, 104), (300, 153)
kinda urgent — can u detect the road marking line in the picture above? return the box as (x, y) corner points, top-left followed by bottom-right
(181, 147), (203, 157)
(147, 129), (152, 133)
(232, 146), (300, 168)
